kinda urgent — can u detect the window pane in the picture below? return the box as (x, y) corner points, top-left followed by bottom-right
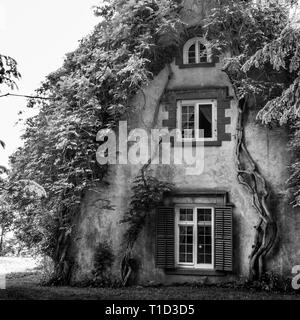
(198, 104), (212, 138)
(188, 43), (196, 64)
(198, 42), (208, 63)
(179, 226), (194, 263)
(197, 209), (212, 264)
(179, 208), (193, 221)
(181, 105), (195, 138)
(197, 208), (212, 222)
(186, 254), (193, 262)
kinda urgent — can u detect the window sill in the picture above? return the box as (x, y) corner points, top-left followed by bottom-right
(178, 62), (216, 69)
(165, 268), (227, 276)
(170, 137), (222, 147)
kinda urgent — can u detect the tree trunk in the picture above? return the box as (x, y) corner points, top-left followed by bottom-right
(0, 227), (5, 256)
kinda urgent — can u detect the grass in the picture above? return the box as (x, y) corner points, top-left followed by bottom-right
(1, 257), (300, 300)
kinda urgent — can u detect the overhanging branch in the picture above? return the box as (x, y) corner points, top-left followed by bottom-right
(0, 93), (53, 100)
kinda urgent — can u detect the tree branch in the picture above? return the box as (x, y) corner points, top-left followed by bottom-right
(0, 93), (53, 100)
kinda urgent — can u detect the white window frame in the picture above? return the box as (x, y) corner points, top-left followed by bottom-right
(175, 205), (214, 270)
(177, 99), (218, 142)
(183, 37), (212, 65)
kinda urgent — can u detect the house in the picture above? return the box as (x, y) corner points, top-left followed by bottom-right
(70, 0), (300, 285)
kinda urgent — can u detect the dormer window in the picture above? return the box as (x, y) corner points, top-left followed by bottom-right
(183, 38), (211, 65)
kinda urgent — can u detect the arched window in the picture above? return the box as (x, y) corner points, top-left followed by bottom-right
(183, 38), (211, 65)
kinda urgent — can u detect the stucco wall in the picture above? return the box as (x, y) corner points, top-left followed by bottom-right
(71, 53), (300, 285)
(70, 0), (300, 284)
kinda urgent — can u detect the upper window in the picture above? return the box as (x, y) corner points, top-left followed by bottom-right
(177, 99), (217, 141)
(183, 38), (211, 65)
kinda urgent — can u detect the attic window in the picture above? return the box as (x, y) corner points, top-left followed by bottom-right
(183, 38), (211, 65)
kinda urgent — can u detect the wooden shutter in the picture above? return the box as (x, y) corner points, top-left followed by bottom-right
(215, 206), (233, 272)
(155, 207), (175, 269)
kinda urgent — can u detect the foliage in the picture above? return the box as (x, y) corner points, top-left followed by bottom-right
(0, 179), (47, 256)
(8, 0), (183, 282)
(246, 272), (293, 293)
(204, 0), (290, 100)
(92, 242), (116, 287)
(0, 200), (14, 256)
(0, 54), (20, 90)
(122, 169), (173, 249)
(38, 256), (56, 285)
(206, 1), (300, 207)
(190, 272), (294, 293)
(0, 52), (20, 255)
(204, 0), (300, 138)
(1, 52), (20, 173)
(121, 166), (173, 285)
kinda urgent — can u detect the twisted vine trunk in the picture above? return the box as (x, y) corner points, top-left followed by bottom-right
(50, 201), (75, 285)
(235, 98), (277, 280)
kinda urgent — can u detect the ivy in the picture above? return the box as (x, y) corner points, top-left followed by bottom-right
(8, 0), (183, 284)
(121, 165), (173, 286)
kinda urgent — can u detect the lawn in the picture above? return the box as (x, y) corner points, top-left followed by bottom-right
(0, 257), (300, 300)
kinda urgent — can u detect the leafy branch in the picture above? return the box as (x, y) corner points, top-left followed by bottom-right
(7, 0), (183, 284)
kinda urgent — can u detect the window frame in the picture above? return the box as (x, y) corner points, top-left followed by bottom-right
(183, 37), (212, 65)
(175, 205), (215, 270)
(176, 99), (218, 142)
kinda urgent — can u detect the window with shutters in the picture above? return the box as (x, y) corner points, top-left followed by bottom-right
(155, 192), (233, 273)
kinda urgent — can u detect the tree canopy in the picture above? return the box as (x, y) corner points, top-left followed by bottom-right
(0, 52), (20, 255)
(7, 0), (183, 273)
(204, 1), (300, 206)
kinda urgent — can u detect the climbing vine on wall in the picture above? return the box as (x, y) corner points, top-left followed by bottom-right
(121, 165), (173, 286)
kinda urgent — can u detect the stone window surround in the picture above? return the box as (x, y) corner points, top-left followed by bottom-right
(161, 190), (233, 277)
(161, 86), (232, 147)
(177, 99), (218, 142)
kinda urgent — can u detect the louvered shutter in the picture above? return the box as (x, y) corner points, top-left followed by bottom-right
(155, 207), (175, 269)
(215, 206), (233, 272)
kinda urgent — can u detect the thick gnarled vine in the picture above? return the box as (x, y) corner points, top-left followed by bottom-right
(235, 98), (277, 280)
